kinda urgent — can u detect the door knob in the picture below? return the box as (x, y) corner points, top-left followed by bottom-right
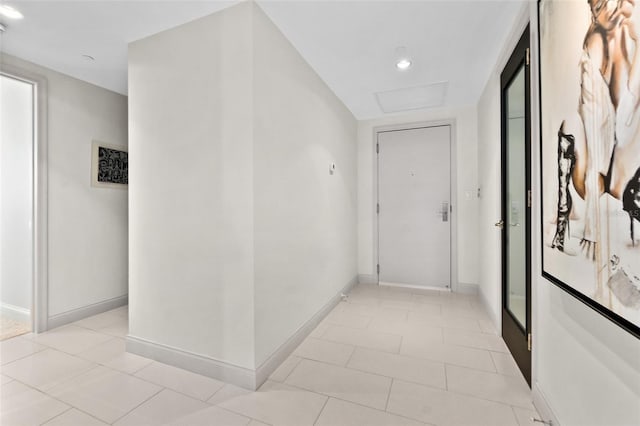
(494, 220), (504, 228)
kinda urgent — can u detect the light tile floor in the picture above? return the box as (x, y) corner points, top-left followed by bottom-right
(0, 285), (540, 425)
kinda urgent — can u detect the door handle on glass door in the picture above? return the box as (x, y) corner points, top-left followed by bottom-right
(495, 220), (504, 228)
(441, 202), (449, 222)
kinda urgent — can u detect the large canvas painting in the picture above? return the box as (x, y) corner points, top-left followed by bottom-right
(540, 0), (640, 337)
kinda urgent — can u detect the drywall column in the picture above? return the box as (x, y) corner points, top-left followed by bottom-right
(252, 4), (358, 369)
(128, 3), (256, 380)
(0, 75), (33, 323)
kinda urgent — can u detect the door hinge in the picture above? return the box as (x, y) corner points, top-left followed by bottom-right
(527, 333), (532, 351)
(377, 264), (380, 274)
(526, 48), (530, 66)
(376, 143), (379, 154)
(527, 190), (532, 208)
(377, 203), (380, 214)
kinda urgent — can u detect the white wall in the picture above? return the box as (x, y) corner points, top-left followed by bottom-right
(128, 3), (255, 369)
(1, 54), (128, 322)
(0, 75), (33, 321)
(252, 4), (358, 367)
(477, 2), (640, 425)
(357, 106), (479, 288)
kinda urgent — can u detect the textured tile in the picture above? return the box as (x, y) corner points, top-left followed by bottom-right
(0, 336), (46, 365)
(408, 311), (482, 331)
(218, 380), (326, 426)
(315, 398), (425, 426)
(400, 337), (496, 372)
(48, 366), (161, 424)
(208, 383), (251, 405)
(443, 329), (509, 352)
(25, 325), (113, 354)
(2, 348), (95, 390)
(135, 361), (225, 401)
(387, 380), (519, 426)
(0, 380), (69, 425)
(269, 355), (302, 382)
(43, 408), (109, 426)
(114, 388), (249, 426)
(347, 347), (446, 389)
(285, 359), (391, 410)
(309, 321), (331, 338)
(73, 309), (127, 330)
(294, 337), (355, 366)
(445, 365), (534, 409)
(478, 318), (498, 335)
(77, 338), (152, 374)
(96, 321), (129, 338)
(324, 309), (372, 329)
(321, 325), (401, 353)
(367, 318), (443, 342)
(491, 351), (523, 378)
(341, 303), (408, 322)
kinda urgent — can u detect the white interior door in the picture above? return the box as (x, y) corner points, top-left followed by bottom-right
(378, 125), (451, 288)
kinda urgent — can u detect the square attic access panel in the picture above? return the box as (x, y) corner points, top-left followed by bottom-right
(375, 82), (448, 113)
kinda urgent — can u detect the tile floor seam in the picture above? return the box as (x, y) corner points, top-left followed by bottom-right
(36, 405), (73, 425)
(6, 353), (101, 393)
(383, 378), (393, 411)
(108, 385), (164, 424)
(435, 381), (534, 412)
(0, 345), (48, 366)
(276, 357), (303, 383)
(129, 364), (224, 403)
(284, 381), (432, 426)
(311, 394), (330, 426)
(343, 344), (358, 367)
(292, 356), (404, 386)
(214, 405), (257, 425)
(6, 375), (109, 426)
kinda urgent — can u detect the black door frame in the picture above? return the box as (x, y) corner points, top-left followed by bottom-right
(500, 26), (532, 386)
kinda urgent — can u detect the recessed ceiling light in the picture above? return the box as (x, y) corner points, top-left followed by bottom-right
(0, 5), (24, 20)
(396, 59), (412, 70)
(394, 46), (412, 71)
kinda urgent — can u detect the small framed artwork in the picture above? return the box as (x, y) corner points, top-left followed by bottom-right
(539, 0), (640, 338)
(91, 140), (128, 189)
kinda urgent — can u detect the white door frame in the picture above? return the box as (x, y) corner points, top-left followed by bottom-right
(1, 65), (49, 333)
(372, 119), (458, 292)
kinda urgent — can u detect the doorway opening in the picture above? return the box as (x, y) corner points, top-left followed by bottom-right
(0, 74), (35, 340)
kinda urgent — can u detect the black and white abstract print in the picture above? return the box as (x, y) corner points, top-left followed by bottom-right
(97, 146), (128, 185)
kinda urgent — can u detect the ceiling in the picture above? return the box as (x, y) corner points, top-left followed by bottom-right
(0, 0), (526, 119)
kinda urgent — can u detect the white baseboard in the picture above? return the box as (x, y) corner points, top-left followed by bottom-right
(126, 276), (358, 391)
(533, 383), (561, 425)
(126, 335), (257, 390)
(456, 282), (479, 294)
(255, 276), (358, 388)
(358, 274), (377, 285)
(0, 303), (31, 323)
(47, 295), (128, 330)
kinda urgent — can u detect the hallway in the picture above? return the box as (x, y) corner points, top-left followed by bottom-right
(0, 284), (538, 425)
